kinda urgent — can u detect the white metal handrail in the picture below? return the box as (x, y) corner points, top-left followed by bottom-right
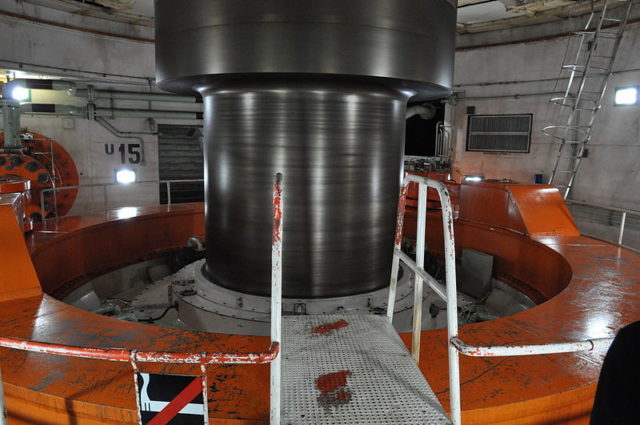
(387, 175), (618, 425)
(39, 179), (205, 218)
(387, 174), (461, 425)
(1, 174), (282, 425)
(451, 336), (613, 357)
(566, 199), (639, 248)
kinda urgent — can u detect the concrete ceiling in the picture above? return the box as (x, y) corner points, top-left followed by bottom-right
(16, 0), (635, 34)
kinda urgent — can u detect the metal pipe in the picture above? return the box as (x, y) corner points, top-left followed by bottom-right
(565, 199), (640, 216)
(618, 212), (627, 245)
(406, 104), (435, 120)
(395, 249), (447, 301)
(92, 304), (122, 315)
(76, 88), (199, 103)
(0, 368), (6, 425)
(2, 79), (76, 97)
(387, 179), (410, 320)
(451, 336), (613, 357)
(20, 104), (83, 116)
(2, 79), (198, 103)
(19, 104), (201, 121)
(412, 183), (428, 362)
(94, 108), (201, 120)
(438, 181), (461, 425)
(270, 173), (283, 425)
(0, 335), (280, 365)
(405, 174), (461, 425)
(1, 100), (21, 149)
(187, 236), (205, 252)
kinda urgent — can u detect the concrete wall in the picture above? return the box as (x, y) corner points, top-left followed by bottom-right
(452, 21), (640, 211)
(0, 1), (203, 214)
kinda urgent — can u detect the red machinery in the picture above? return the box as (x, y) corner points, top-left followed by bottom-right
(0, 131), (79, 221)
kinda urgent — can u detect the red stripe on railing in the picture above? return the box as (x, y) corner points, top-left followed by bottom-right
(0, 336), (279, 365)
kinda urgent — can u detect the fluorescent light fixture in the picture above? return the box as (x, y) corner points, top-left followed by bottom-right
(115, 169), (136, 184)
(614, 86), (638, 106)
(463, 175), (484, 182)
(11, 86), (30, 101)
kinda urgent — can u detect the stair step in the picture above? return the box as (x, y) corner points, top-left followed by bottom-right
(281, 314), (451, 424)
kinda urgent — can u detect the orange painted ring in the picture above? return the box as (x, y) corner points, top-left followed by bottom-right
(0, 203), (636, 424)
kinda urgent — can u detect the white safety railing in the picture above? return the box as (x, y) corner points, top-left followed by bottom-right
(1, 174), (282, 425)
(387, 174), (461, 425)
(39, 179), (205, 218)
(388, 174), (615, 425)
(566, 199), (639, 252)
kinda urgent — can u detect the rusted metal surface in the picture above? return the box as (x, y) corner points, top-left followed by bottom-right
(386, 178), (409, 320)
(451, 336), (613, 357)
(0, 336), (279, 364)
(270, 173), (283, 425)
(0, 182), (638, 423)
(402, 174), (462, 424)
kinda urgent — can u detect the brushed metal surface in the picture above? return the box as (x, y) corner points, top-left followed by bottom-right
(201, 80), (409, 297)
(155, 0), (456, 100)
(155, 0), (456, 298)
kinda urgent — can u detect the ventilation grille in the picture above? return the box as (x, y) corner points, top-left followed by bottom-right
(467, 114), (532, 153)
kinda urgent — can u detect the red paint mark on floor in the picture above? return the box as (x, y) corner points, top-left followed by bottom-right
(312, 319), (349, 335)
(316, 370), (353, 408)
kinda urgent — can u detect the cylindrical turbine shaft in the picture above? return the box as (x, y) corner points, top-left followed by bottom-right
(155, 0), (456, 298)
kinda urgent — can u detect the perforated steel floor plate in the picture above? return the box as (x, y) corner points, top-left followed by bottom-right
(281, 314), (451, 425)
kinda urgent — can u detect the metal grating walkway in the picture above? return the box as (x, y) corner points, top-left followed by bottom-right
(281, 314), (451, 425)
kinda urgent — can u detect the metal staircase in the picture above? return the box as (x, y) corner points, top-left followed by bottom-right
(544, 0), (634, 199)
(281, 314), (450, 424)
(278, 174), (460, 424)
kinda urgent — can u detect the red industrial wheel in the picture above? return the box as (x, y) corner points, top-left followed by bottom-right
(0, 131), (79, 221)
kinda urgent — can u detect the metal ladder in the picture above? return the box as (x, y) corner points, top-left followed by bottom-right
(544, 0), (634, 199)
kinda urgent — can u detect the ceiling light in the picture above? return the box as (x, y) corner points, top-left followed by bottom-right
(115, 169), (136, 184)
(614, 87), (638, 106)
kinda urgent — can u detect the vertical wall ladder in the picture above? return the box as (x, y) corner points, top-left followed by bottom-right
(543, 0), (633, 199)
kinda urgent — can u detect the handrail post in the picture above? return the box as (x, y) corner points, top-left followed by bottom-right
(411, 182), (427, 362)
(270, 173), (283, 425)
(40, 188), (49, 222)
(618, 212), (627, 246)
(387, 178), (409, 320)
(436, 183), (461, 425)
(0, 368), (6, 425)
(166, 181), (172, 206)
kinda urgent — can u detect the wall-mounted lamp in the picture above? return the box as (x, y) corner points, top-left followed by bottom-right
(115, 169), (136, 184)
(614, 86), (638, 106)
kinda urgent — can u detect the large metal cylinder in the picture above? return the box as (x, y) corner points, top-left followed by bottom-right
(155, 0), (457, 297)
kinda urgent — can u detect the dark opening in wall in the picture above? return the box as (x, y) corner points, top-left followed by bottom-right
(157, 124), (204, 204)
(404, 99), (445, 157)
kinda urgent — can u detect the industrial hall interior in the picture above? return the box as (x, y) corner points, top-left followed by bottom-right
(0, 0), (639, 424)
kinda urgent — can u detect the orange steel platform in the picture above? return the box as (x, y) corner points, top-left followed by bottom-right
(0, 183), (638, 424)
